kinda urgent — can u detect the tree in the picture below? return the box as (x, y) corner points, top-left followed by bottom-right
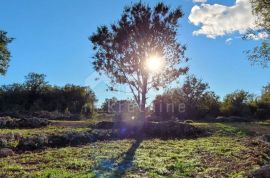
(174, 75), (220, 118)
(221, 90), (253, 116)
(25, 73), (48, 93)
(253, 84), (270, 119)
(0, 74), (97, 116)
(179, 75), (209, 110)
(0, 31), (13, 75)
(90, 2), (188, 120)
(101, 97), (118, 113)
(246, 0), (270, 67)
(153, 75), (220, 120)
(198, 91), (220, 117)
(24, 73), (48, 110)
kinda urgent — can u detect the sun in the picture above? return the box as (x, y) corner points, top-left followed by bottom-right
(145, 55), (163, 73)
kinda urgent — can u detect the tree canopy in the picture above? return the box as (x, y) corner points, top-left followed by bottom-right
(153, 75), (220, 120)
(0, 73), (97, 117)
(246, 0), (270, 67)
(0, 31), (13, 75)
(90, 2), (188, 119)
(221, 90), (253, 116)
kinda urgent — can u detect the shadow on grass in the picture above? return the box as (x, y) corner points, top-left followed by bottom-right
(93, 137), (143, 178)
(91, 119), (208, 177)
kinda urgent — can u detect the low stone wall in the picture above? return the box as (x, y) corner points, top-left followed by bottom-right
(0, 117), (49, 129)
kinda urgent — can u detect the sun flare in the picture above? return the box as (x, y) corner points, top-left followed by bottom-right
(145, 55), (163, 73)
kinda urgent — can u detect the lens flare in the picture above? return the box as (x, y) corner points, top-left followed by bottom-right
(145, 55), (163, 73)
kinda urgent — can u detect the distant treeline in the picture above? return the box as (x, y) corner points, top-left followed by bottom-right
(2, 73), (270, 121)
(153, 75), (270, 120)
(100, 75), (270, 121)
(0, 73), (96, 117)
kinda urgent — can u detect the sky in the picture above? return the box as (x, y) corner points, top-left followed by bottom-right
(0, 0), (269, 106)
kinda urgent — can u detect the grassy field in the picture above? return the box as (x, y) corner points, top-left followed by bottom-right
(0, 120), (270, 178)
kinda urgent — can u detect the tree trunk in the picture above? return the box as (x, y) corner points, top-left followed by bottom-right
(139, 77), (147, 122)
(140, 93), (146, 121)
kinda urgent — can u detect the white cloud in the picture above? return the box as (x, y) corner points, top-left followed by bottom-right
(225, 38), (233, 45)
(193, 0), (207, 3)
(188, 0), (258, 38)
(246, 32), (270, 40)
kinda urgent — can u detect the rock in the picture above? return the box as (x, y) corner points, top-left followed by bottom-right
(47, 131), (97, 147)
(0, 116), (49, 129)
(248, 165), (270, 178)
(18, 117), (49, 128)
(0, 138), (8, 148)
(261, 134), (270, 144)
(0, 148), (14, 157)
(69, 132), (95, 146)
(184, 120), (194, 124)
(47, 134), (70, 147)
(17, 135), (48, 151)
(93, 121), (117, 129)
(143, 121), (207, 139)
(262, 134), (270, 144)
(14, 133), (22, 140)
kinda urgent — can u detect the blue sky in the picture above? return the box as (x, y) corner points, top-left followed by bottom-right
(0, 0), (269, 106)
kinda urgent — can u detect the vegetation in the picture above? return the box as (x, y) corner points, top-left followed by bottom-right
(152, 76), (270, 120)
(246, 0), (270, 67)
(0, 73), (97, 118)
(221, 90), (254, 117)
(90, 2), (188, 120)
(153, 76), (220, 120)
(0, 120), (269, 177)
(0, 2), (270, 178)
(0, 31), (13, 76)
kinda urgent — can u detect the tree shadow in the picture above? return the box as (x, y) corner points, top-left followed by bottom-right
(93, 137), (143, 178)
(113, 137), (142, 177)
(87, 121), (208, 177)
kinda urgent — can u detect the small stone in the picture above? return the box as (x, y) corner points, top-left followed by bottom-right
(0, 148), (14, 157)
(248, 165), (270, 178)
(0, 138), (8, 148)
(261, 134), (270, 143)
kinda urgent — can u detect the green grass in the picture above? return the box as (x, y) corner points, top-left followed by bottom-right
(0, 121), (269, 177)
(192, 121), (270, 136)
(0, 137), (266, 177)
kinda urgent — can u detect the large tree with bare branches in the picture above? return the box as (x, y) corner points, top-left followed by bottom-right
(90, 2), (188, 120)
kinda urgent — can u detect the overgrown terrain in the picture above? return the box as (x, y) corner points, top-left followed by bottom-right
(0, 118), (269, 178)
